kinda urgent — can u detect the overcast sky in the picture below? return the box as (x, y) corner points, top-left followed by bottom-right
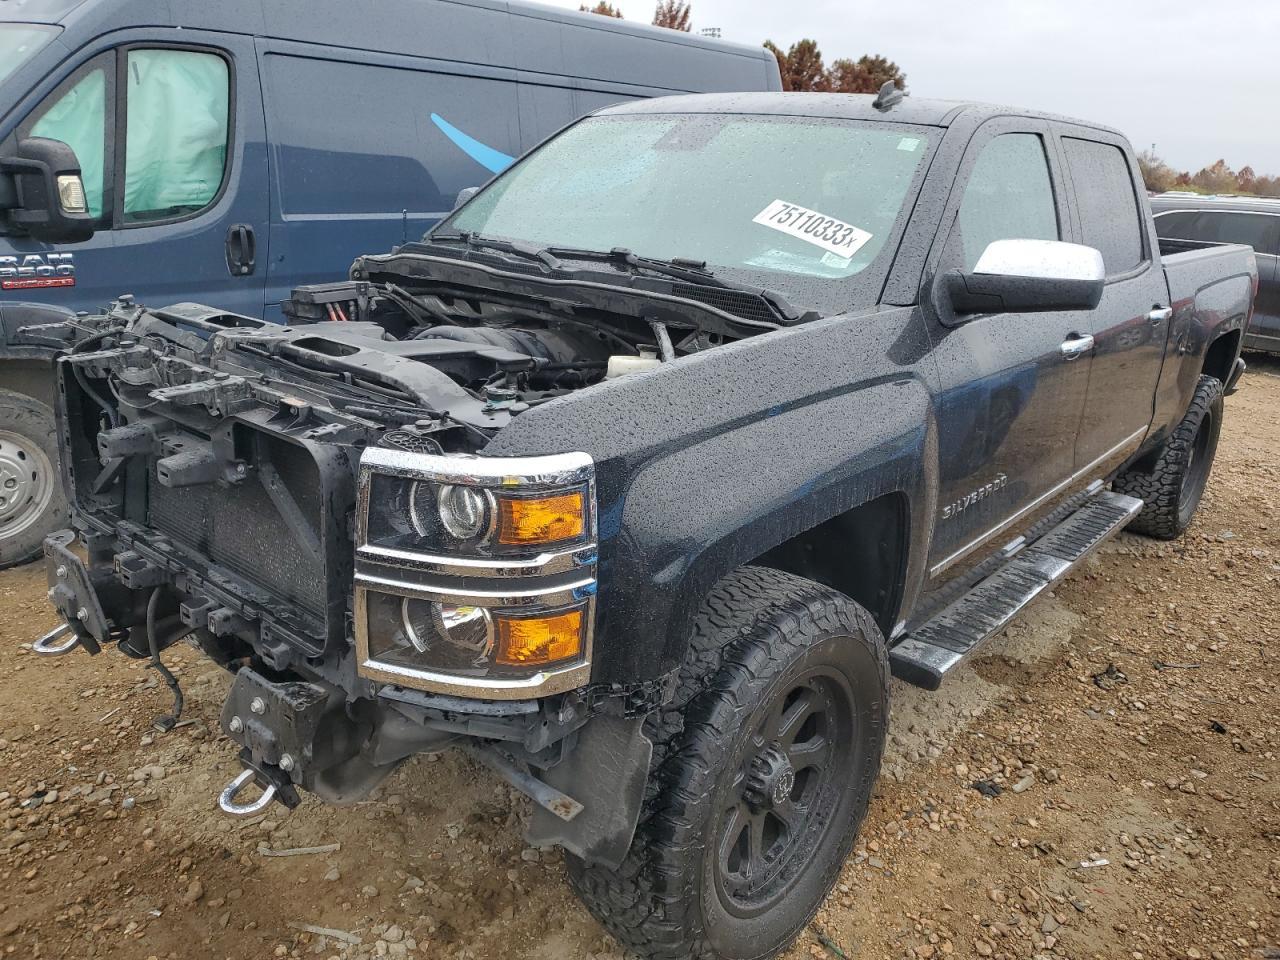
(541, 0), (1277, 175)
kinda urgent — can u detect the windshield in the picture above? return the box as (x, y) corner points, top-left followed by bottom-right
(441, 113), (934, 313)
(0, 24), (58, 88)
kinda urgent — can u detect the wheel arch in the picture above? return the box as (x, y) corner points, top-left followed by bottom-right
(1201, 327), (1242, 386)
(0, 357), (58, 409)
(752, 492), (909, 638)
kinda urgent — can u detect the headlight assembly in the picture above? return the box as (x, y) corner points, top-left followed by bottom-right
(354, 448), (597, 699)
(364, 465), (590, 557)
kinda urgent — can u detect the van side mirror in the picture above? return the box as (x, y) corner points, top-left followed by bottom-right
(941, 239), (1105, 315)
(0, 137), (95, 244)
(453, 186), (481, 210)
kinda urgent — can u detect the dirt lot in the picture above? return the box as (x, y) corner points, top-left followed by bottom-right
(1, 361), (1277, 960)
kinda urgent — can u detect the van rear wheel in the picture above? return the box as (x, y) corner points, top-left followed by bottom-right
(0, 390), (67, 569)
(567, 567), (889, 960)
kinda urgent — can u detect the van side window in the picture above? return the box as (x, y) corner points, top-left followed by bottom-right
(1156, 210), (1280, 256)
(957, 133), (1058, 270)
(25, 57), (113, 219)
(123, 50), (230, 224)
(1063, 138), (1144, 275)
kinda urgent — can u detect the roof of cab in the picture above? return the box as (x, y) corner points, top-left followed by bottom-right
(597, 92), (1117, 133)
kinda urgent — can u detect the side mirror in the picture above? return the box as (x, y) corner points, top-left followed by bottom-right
(0, 137), (95, 244)
(453, 186), (481, 210)
(941, 239), (1105, 315)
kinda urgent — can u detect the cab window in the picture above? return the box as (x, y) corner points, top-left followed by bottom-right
(956, 133), (1059, 270)
(23, 56), (113, 220)
(123, 49), (230, 224)
(16, 47), (230, 227)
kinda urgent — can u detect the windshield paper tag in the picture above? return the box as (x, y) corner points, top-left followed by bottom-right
(753, 200), (873, 259)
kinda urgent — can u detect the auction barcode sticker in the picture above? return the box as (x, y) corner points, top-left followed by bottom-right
(752, 200), (873, 259)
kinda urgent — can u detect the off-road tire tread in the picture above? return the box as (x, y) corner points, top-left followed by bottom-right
(1114, 375), (1222, 540)
(566, 566), (888, 960)
(0, 388), (67, 569)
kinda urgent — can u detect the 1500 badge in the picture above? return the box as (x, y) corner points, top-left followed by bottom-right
(942, 474), (1009, 520)
(0, 253), (76, 290)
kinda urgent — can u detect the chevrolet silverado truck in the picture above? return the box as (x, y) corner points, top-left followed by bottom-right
(32, 89), (1254, 960)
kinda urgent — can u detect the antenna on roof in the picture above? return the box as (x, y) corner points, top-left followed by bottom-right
(872, 80), (906, 112)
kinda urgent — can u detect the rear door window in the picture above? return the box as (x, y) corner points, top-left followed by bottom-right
(956, 133), (1059, 270)
(1063, 137), (1145, 275)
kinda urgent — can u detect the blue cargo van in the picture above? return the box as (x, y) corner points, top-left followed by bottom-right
(0, 0), (780, 566)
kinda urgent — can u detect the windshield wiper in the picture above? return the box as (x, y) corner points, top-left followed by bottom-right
(543, 246), (724, 285)
(543, 247), (818, 323)
(429, 236), (817, 324)
(431, 231), (563, 270)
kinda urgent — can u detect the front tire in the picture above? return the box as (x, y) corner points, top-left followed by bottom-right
(0, 389), (68, 569)
(1114, 375), (1223, 540)
(568, 567), (889, 960)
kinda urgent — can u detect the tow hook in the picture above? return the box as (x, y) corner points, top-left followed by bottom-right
(218, 755), (300, 817)
(32, 622), (80, 656)
(218, 769), (279, 816)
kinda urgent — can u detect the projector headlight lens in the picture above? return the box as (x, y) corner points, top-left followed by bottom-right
(410, 482), (493, 542)
(402, 599), (493, 660)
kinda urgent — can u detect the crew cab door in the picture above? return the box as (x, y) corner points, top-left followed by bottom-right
(1, 32), (269, 317)
(1059, 132), (1170, 470)
(924, 121), (1094, 583)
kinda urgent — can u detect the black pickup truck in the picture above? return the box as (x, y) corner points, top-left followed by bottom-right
(33, 91), (1255, 960)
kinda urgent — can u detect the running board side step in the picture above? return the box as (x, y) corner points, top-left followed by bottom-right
(891, 490), (1143, 690)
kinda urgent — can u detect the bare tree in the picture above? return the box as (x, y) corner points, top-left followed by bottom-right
(653, 1), (692, 30)
(1137, 150), (1178, 194)
(580, 2), (624, 17)
(1192, 159), (1238, 195)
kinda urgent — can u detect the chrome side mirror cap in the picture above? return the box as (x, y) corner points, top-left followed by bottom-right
(942, 238), (1106, 316)
(974, 238), (1105, 283)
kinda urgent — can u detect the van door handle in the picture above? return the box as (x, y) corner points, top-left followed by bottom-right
(225, 224), (256, 277)
(1060, 334), (1094, 358)
(1148, 306), (1173, 324)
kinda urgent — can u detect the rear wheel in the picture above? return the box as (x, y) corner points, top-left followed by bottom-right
(1114, 374), (1223, 540)
(0, 390), (68, 569)
(567, 567), (889, 960)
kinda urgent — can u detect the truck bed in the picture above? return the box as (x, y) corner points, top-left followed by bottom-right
(1161, 240), (1256, 308)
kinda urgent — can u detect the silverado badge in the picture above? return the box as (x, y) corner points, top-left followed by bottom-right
(942, 473), (1009, 520)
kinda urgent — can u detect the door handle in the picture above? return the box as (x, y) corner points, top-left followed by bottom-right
(1060, 334), (1095, 358)
(225, 224), (256, 277)
(1148, 306), (1173, 324)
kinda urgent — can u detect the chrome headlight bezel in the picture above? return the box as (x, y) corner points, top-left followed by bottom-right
(353, 448), (597, 700)
(360, 451), (594, 559)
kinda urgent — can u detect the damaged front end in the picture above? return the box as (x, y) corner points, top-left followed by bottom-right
(38, 296), (655, 867)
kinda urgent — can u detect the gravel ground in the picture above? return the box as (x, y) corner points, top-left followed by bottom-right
(0, 359), (1277, 960)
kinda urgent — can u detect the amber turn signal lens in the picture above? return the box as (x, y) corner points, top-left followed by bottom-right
(496, 492), (585, 546)
(495, 608), (585, 667)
